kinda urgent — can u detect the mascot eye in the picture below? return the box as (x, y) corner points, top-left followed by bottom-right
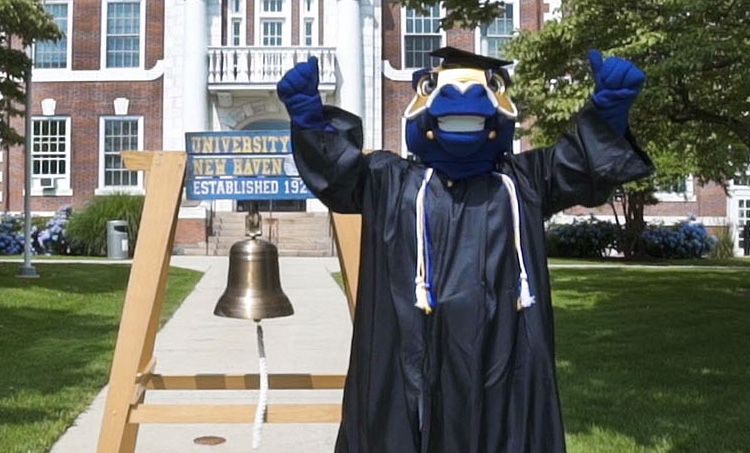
(417, 75), (437, 96)
(487, 73), (506, 93)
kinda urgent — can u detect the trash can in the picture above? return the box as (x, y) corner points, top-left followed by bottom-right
(107, 220), (129, 259)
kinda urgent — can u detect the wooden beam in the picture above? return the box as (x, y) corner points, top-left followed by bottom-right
(129, 404), (342, 424)
(97, 151), (187, 453)
(121, 151), (154, 171)
(330, 213), (362, 320)
(146, 373), (346, 390)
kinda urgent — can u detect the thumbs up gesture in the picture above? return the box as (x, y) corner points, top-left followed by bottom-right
(277, 57), (328, 130)
(588, 50), (645, 135)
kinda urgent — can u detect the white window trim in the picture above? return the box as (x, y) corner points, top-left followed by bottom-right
(474, 0), (520, 57)
(34, 0), (73, 72)
(255, 0), (291, 46)
(299, 0), (318, 46)
(95, 116), (145, 195)
(400, 5), (446, 70)
(227, 0), (246, 46)
(301, 18), (316, 46)
(30, 116), (73, 197)
(100, 0), (147, 71)
(655, 175), (697, 202)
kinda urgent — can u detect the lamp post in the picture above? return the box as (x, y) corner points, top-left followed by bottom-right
(17, 47), (39, 278)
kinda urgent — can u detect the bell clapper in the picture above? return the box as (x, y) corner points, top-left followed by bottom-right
(488, 130), (497, 140)
(426, 130), (435, 140)
(252, 320), (268, 449)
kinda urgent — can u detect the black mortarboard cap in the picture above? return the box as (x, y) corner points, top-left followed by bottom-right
(430, 46), (512, 69)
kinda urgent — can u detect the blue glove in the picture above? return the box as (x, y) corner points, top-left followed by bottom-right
(588, 49), (645, 135)
(277, 57), (328, 130)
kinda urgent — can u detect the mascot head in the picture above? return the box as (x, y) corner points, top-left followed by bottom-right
(405, 47), (518, 180)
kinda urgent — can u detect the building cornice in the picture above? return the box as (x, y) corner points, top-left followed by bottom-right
(33, 60), (165, 83)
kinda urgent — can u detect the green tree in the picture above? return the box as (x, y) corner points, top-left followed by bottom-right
(503, 0), (750, 257)
(0, 0), (63, 146)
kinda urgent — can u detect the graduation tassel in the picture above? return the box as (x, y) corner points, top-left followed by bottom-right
(414, 168), (435, 314)
(497, 173), (536, 311)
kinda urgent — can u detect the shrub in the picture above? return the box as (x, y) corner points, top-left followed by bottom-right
(0, 214), (24, 255)
(546, 218), (619, 258)
(708, 227), (735, 259)
(65, 194), (145, 256)
(33, 206), (72, 255)
(642, 221), (716, 259)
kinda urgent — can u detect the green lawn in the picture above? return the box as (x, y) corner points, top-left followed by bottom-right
(553, 267), (750, 452)
(330, 265), (750, 452)
(0, 262), (203, 453)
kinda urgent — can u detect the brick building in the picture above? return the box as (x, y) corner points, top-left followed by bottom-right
(2, 0), (747, 256)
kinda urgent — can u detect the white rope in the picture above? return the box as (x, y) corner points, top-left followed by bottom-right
(498, 174), (536, 309)
(252, 322), (268, 449)
(414, 168), (434, 314)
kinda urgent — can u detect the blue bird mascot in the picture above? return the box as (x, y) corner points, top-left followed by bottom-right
(277, 47), (653, 452)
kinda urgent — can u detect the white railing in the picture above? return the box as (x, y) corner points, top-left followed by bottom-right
(207, 46), (336, 86)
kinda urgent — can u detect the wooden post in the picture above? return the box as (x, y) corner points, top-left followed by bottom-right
(96, 150), (357, 452)
(97, 151), (187, 452)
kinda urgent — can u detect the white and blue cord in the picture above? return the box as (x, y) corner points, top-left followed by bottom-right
(413, 170), (536, 314)
(415, 168), (435, 314)
(497, 173), (536, 310)
(252, 322), (268, 449)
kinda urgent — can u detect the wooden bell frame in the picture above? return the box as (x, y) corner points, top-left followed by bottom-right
(96, 151), (363, 452)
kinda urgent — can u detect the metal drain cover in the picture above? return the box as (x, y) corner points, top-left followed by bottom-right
(194, 436), (227, 446)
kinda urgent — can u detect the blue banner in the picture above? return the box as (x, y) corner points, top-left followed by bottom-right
(185, 130), (314, 200)
(186, 176), (312, 200)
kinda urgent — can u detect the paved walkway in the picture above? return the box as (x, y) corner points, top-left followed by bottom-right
(49, 256), (352, 453)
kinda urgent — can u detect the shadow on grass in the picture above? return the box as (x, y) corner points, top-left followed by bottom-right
(552, 268), (750, 452)
(0, 263), (131, 294)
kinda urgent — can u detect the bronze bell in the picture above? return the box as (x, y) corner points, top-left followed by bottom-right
(214, 234), (294, 321)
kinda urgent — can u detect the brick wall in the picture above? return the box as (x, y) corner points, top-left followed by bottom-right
(563, 183), (727, 220)
(247, 0), (255, 45)
(72, 0), (101, 71)
(6, 79), (164, 213)
(382, 1), (400, 68)
(175, 218), (206, 245)
(72, 0), (164, 70)
(519, 0), (543, 32)
(5, 0), (165, 214)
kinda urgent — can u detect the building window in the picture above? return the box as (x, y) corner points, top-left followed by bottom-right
(262, 20), (283, 46)
(404, 5), (442, 69)
(32, 118), (69, 178)
(481, 2), (514, 59)
(101, 117), (142, 188)
(655, 175), (696, 202)
(305, 0), (313, 12)
(263, 0), (283, 12)
(35, 2), (69, 69)
(232, 19), (242, 46)
(105, 0), (141, 68)
(733, 173), (750, 187)
(304, 19), (314, 46)
(232, 0), (242, 13)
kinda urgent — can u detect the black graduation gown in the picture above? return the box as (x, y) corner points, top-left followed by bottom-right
(290, 106), (653, 453)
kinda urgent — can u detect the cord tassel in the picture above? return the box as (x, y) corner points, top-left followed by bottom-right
(519, 277), (535, 309)
(414, 168), (435, 314)
(497, 173), (536, 311)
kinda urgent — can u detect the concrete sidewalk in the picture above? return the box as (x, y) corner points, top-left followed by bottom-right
(50, 255), (352, 453)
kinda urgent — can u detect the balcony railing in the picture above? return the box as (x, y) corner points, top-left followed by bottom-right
(207, 46), (336, 87)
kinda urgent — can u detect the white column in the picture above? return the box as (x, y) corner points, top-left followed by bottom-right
(183, 0), (208, 133)
(336, 0), (364, 117)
